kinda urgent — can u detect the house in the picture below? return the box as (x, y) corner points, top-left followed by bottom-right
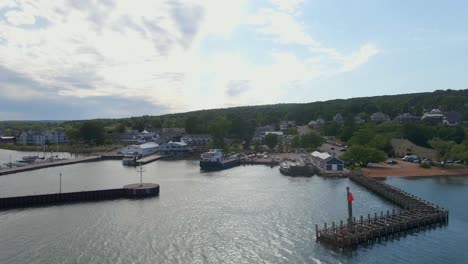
(120, 142), (159, 156)
(421, 109), (444, 124)
(390, 139), (437, 159)
(311, 151), (344, 171)
(0, 136), (15, 144)
(280, 121), (295, 131)
(120, 130), (140, 143)
(297, 125), (312, 135)
(354, 116), (365, 124)
(159, 141), (191, 156)
(17, 130), (66, 145)
(443, 111), (461, 126)
(308, 118), (325, 128)
(181, 134), (212, 146)
(394, 113), (420, 124)
(370, 112), (390, 122)
(157, 128), (186, 143)
(333, 113), (344, 123)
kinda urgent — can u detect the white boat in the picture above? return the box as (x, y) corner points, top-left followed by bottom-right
(122, 152), (140, 166)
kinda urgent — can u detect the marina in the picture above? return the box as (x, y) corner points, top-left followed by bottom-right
(0, 158), (467, 263)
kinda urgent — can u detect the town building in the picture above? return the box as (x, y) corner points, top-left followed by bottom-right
(17, 130), (66, 145)
(297, 125), (312, 135)
(159, 141), (191, 156)
(311, 151), (344, 171)
(181, 134), (212, 146)
(421, 109), (444, 124)
(390, 139), (437, 159)
(354, 116), (365, 124)
(0, 136), (15, 144)
(120, 142), (159, 157)
(443, 111), (462, 126)
(280, 121), (295, 131)
(394, 113), (420, 124)
(333, 113), (344, 123)
(370, 112), (390, 122)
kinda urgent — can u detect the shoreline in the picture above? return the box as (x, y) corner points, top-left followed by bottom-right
(361, 161), (468, 179)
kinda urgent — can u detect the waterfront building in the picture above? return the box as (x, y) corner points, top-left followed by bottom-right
(159, 141), (190, 156)
(311, 151), (344, 171)
(120, 142), (159, 157)
(17, 130), (66, 145)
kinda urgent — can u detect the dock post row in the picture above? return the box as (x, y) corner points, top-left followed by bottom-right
(316, 173), (449, 249)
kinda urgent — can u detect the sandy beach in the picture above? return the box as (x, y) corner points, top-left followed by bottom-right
(361, 160), (468, 178)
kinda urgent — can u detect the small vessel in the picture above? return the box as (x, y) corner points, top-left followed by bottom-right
(279, 159), (314, 176)
(200, 149), (240, 171)
(22, 156), (43, 164)
(12, 160), (28, 167)
(122, 152), (140, 166)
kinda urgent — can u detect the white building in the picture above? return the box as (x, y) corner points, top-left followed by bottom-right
(120, 142), (159, 156)
(17, 130), (66, 145)
(159, 141), (190, 156)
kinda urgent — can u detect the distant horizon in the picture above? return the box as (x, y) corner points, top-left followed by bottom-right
(0, 88), (466, 122)
(1, 1), (468, 120)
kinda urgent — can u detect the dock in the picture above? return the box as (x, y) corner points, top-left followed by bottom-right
(137, 154), (163, 165)
(0, 156), (101, 176)
(316, 173), (449, 249)
(0, 183), (160, 210)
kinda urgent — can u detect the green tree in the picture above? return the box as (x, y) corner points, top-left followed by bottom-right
(342, 145), (386, 167)
(264, 133), (279, 150)
(429, 138), (456, 163)
(79, 121), (107, 145)
(300, 133), (324, 150)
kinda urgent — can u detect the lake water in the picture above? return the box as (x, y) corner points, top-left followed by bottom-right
(0, 152), (467, 263)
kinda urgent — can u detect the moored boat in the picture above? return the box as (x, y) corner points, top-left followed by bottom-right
(200, 149), (240, 171)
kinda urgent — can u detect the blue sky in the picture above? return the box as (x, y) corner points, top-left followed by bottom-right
(0, 0), (467, 120)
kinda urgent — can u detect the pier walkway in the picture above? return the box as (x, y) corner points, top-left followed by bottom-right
(0, 156), (101, 176)
(137, 154), (163, 165)
(316, 173), (449, 249)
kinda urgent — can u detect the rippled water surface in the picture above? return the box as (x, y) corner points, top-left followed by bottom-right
(0, 154), (467, 263)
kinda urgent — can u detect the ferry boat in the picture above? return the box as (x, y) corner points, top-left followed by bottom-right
(122, 152), (140, 166)
(200, 149), (240, 171)
(279, 160), (314, 176)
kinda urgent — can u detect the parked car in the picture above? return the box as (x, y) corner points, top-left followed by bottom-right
(421, 159), (434, 166)
(402, 155), (418, 162)
(386, 159), (398, 165)
(413, 158), (421, 163)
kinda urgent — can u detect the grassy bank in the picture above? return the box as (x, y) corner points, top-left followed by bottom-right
(0, 144), (120, 154)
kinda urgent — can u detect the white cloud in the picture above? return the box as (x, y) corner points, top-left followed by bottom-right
(0, 0), (379, 117)
(5, 10), (36, 25)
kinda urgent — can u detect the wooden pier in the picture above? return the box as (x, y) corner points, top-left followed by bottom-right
(316, 173), (449, 249)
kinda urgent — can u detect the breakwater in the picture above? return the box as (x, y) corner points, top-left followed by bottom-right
(0, 183), (159, 210)
(316, 173), (449, 249)
(0, 156), (101, 176)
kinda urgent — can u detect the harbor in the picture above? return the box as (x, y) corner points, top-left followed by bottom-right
(0, 157), (467, 263)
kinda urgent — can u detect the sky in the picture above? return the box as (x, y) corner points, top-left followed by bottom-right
(0, 0), (467, 120)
